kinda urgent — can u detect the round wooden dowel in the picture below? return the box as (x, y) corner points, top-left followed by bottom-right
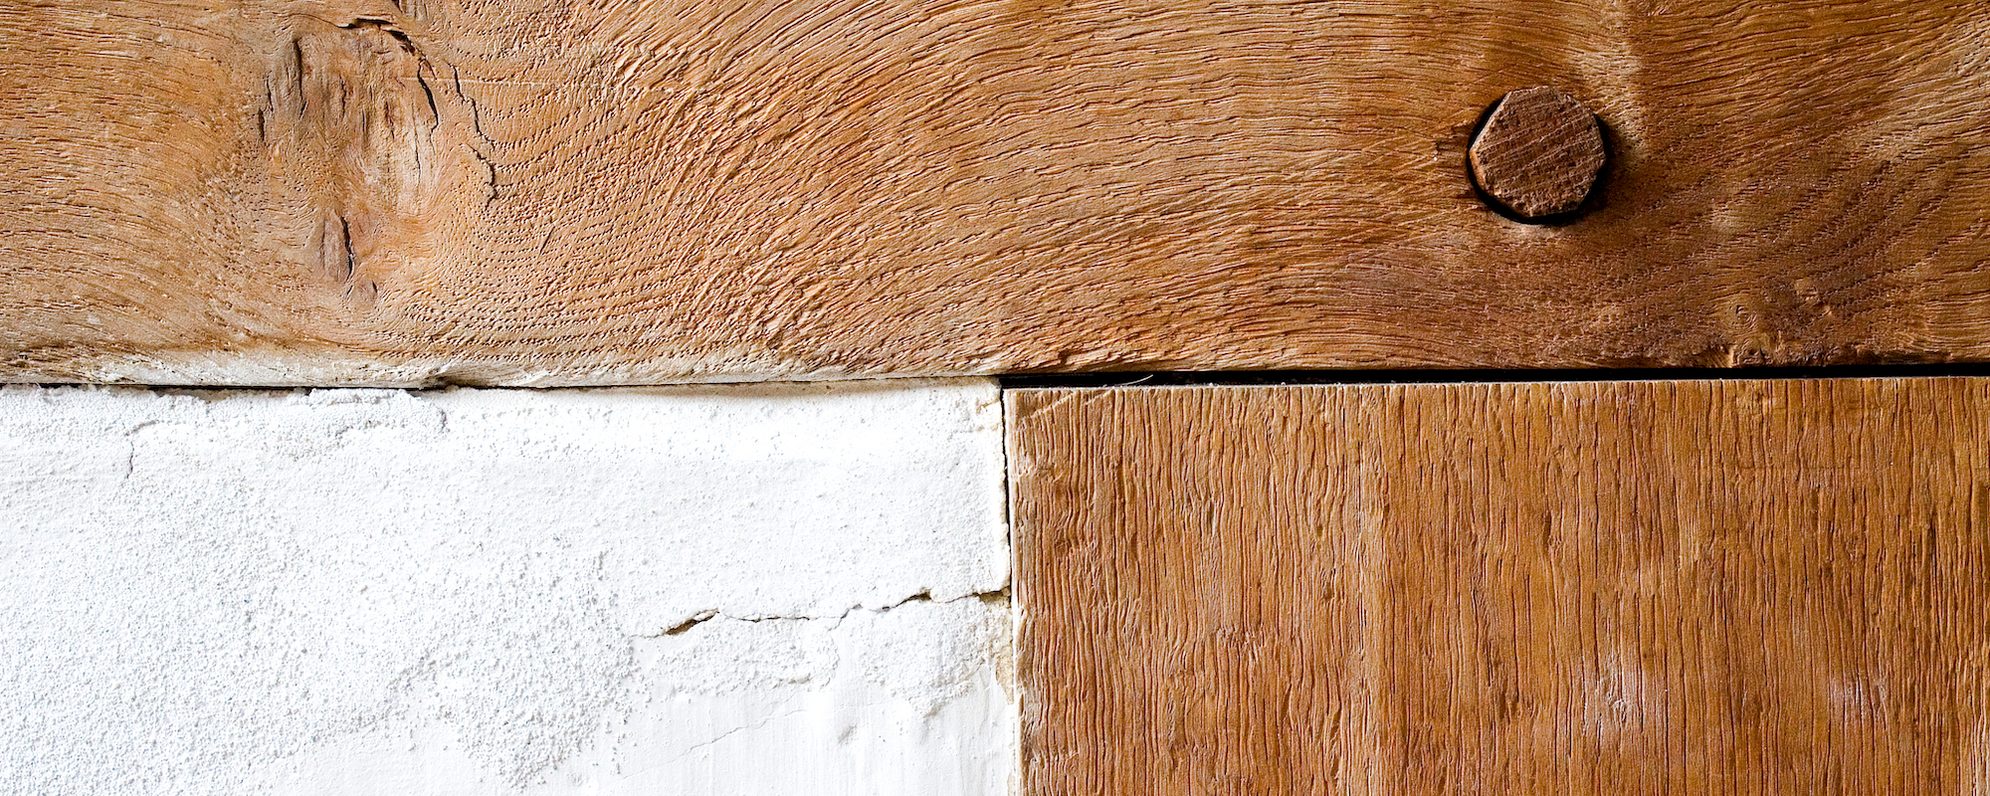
(1467, 87), (1607, 221)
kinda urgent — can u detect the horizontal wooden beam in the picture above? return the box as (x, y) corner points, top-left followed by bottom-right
(4, 0), (1987, 384)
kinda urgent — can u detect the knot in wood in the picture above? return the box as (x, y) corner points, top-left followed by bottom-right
(1468, 87), (1606, 221)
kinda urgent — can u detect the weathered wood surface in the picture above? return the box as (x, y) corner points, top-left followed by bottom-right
(1468, 87), (1607, 220)
(4, 1), (1989, 384)
(1011, 378), (1990, 794)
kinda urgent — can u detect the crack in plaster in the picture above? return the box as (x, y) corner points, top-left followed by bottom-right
(644, 589), (1007, 638)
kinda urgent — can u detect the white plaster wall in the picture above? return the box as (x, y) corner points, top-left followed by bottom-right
(0, 380), (1013, 795)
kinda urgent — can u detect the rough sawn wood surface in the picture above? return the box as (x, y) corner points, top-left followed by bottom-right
(4, 1), (1989, 384)
(1011, 378), (1990, 794)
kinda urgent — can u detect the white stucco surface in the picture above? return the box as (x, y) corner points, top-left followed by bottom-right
(0, 380), (1012, 794)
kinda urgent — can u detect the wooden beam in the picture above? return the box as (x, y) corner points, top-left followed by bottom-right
(1011, 378), (1990, 793)
(5, 1), (1988, 384)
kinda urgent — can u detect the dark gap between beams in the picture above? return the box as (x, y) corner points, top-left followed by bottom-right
(999, 362), (1990, 389)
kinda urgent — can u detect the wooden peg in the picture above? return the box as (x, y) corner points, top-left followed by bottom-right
(1468, 87), (1607, 221)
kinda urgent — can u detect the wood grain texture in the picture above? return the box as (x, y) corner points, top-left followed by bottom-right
(1011, 378), (1990, 794)
(5, 1), (1990, 384)
(1468, 86), (1606, 220)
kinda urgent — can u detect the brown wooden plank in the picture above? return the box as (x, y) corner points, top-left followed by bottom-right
(5, 1), (1990, 385)
(1010, 378), (1990, 793)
